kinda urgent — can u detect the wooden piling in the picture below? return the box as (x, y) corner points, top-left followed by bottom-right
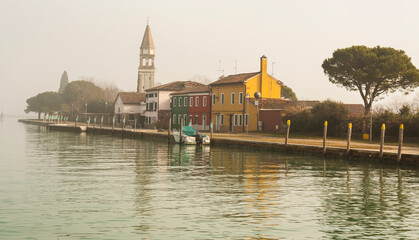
(380, 124), (385, 159)
(346, 123), (352, 157)
(285, 120), (290, 148)
(397, 124), (404, 162)
(323, 121), (328, 155)
(168, 118), (172, 142)
(180, 118), (183, 143)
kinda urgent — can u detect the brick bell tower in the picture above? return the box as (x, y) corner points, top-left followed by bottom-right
(137, 23), (155, 93)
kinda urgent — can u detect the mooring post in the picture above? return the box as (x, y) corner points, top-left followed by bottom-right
(397, 124), (404, 162)
(285, 120), (290, 148)
(346, 123), (352, 157)
(112, 117), (115, 131)
(168, 118), (172, 142)
(180, 118), (183, 143)
(323, 121), (328, 155)
(380, 124), (385, 159)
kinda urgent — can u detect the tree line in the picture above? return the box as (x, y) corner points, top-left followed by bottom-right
(25, 80), (119, 119)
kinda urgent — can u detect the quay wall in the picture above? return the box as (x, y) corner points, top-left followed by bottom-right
(18, 119), (419, 166)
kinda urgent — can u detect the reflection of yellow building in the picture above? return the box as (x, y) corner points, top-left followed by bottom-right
(210, 56), (283, 132)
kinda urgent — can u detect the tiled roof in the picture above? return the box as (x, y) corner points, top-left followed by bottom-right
(146, 81), (207, 92)
(170, 85), (210, 95)
(209, 72), (260, 86)
(249, 98), (319, 111)
(344, 104), (365, 116)
(118, 92), (146, 104)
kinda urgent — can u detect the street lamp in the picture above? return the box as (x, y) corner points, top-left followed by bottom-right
(105, 101), (108, 114)
(85, 103), (88, 121)
(254, 92), (261, 131)
(246, 93), (249, 134)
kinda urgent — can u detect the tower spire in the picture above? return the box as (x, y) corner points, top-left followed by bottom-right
(137, 23), (156, 93)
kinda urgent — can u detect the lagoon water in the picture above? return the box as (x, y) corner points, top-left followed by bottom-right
(0, 117), (418, 239)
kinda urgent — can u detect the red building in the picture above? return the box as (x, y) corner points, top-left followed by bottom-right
(175, 86), (211, 131)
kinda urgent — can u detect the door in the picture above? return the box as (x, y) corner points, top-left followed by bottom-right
(216, 114), (220, 131)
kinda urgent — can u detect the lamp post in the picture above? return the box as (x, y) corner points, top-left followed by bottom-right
(254, 92), (261, 131)
(85, 103), (88, 122)
(246, 93), (249, 134)
(105, 101), (108, 113)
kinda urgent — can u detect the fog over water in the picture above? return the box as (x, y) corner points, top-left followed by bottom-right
(1, 0), (418, 115)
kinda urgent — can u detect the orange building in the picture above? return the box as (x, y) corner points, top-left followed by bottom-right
(210, 56), (283, 132)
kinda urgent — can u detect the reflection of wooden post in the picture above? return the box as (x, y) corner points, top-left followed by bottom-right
(380, 124), (385, 159)
(210, 121), (213, 140)
(180, 118), (183, 143)
(346, 123), (352, 157)
(168, 118), (172, 142)
(323, 121), (328, 155)
(285, 120), (290, 148)
(397, 124), (404, 162)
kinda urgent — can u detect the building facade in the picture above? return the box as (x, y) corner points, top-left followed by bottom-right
(170, 86), (211, 131)
(144, 81), (207, 129)
(114, 92), (146, 128)
(210, 56), (283, 132)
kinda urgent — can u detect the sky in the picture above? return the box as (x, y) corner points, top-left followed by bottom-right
(1, 0), (418, 116)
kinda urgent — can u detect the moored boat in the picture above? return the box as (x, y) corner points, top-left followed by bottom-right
(173, 126), (210, 145)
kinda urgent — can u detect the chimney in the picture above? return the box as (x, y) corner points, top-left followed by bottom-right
(260, 55), (267, 98)
(260, 55), (267, 75)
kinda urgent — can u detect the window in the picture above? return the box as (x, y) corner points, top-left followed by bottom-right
(183, 114), (187, 126)
(154, 93), (157, 97)
(203, 96), (207, 107)
(189, 115), (192, 125)
(173, 97), (177, 107)
(195, 97), (199, 107)
(231, 93), (235, 105)
(148, 58), (152, 66)
(129, 114), (134, 120)
(195, 115), (199, 125)
(142, 58), (146, 66)
(154, 102), (157, 111)
(184, 97), (188, 106)
(190, 97), (193, 107)
(220, 114), (224, 125)
(179, 97), (183, 106)
(212, 94), (216, 105)
(234, 114), (238, 126)
(239, 92), (243, 104)
(245, 114), (249, 126)
(221, 93), (224, 105)
(173, 114), (176, 124)
(178, 115), (182, 125)
(239, 114), (242, 126)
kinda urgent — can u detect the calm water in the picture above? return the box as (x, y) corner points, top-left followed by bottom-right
(0, 118), (418, 239)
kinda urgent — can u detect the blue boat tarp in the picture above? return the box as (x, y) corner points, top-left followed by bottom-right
(182, 126), (196, 137)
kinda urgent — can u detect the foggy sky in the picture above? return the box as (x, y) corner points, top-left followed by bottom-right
(1, 0), (418, 116)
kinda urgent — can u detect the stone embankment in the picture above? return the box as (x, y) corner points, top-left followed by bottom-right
(18, 119), (419, 166)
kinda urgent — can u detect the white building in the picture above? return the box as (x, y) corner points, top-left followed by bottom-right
(114, 92), (146, 127)
(144, 81), (206, 128)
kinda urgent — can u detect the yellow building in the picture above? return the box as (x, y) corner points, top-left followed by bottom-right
(210, 56), (283, 132)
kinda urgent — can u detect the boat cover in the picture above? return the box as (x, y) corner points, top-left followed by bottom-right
(182, 126), (196, 137)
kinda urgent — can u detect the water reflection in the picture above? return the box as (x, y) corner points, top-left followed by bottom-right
(0, 120), (418, 239)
